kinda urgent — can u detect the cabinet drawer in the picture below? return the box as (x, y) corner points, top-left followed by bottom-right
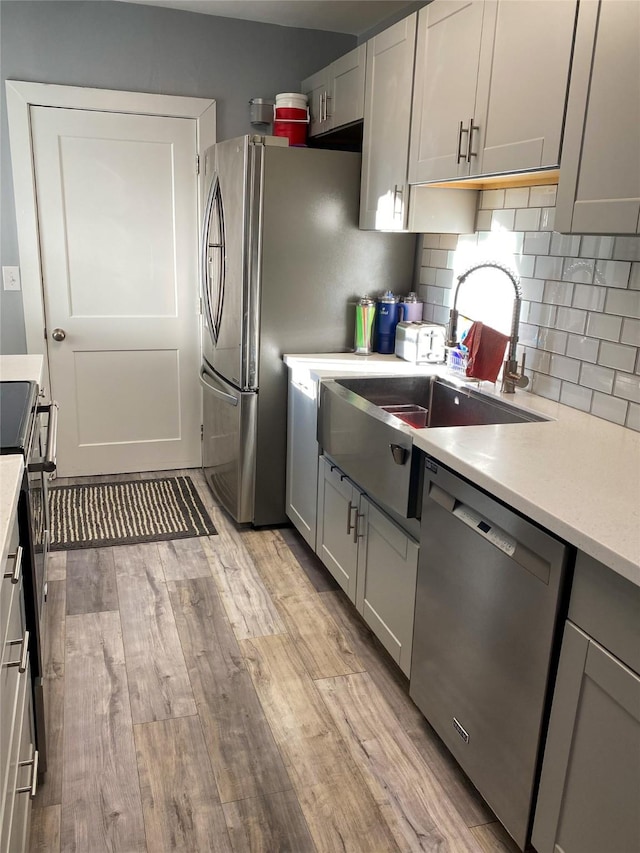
(8, 685), (35, 853)
(0, 579), (27, 833)
(1, 517), (20, 654)
(0, 657), (30, 850)
(569, 551), (640, 675)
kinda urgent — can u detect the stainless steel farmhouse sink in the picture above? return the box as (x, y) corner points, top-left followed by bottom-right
(318, 375), (547, 520)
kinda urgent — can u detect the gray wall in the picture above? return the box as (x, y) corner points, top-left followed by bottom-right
(357, 1), (427, 44)
(0, 0), (355, 353)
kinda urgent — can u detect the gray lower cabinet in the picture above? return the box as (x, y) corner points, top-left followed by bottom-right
(355, 495), (418, 677)
(316, 456), (360, 602)
(316, 455), (418, 676)
(532, 555), (640, 853)
(285, 368), (320, 550)
(1, 507), (37, 853)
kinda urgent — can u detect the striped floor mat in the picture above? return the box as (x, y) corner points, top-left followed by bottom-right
(49, 476), (217, 550)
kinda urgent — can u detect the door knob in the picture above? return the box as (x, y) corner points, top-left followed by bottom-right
(51, 328), (66, 342)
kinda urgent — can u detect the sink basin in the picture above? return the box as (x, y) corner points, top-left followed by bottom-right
(335, 375), (547, 428)
(318, 374), (548, 522)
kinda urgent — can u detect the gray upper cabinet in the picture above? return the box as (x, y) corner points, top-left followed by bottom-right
(360, 14), (417, 230)
(302, 45), (366, 138)
(409, 1), (483, 183)
(408, 0), (576, 184)
(555, 0), (640, 235)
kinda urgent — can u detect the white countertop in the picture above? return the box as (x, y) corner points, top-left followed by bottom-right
(0, 356), (41, 566)
(0, 354), (43, 385)
(0, 456), (24, 564)
(284, 353), (640, 587)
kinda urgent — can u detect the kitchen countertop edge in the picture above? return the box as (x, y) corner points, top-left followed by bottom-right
(0, 455), (24, 567)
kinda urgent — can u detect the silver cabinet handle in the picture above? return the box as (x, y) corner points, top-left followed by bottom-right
(199, 369), (239, 407)
(347, 500), (357, 535)
(5, 630), (30, 672)
(3, 544), (23, 584)
(51, 328), (66, 341)
(466, 117), (479, 162)
(17, 748), (39, 799)
(389, 443), (409, 465)
(456, 120), (469, 164)
(393, 184), (404, 219)
(353, 510), (365, 544)
(325, 93), (332, 119)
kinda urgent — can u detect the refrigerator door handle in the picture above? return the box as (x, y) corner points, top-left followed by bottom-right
(200, 173), (226, 345)
(199, 368), (239, 406)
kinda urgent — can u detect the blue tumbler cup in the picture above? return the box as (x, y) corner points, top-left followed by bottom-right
(375, 290), (399, 354)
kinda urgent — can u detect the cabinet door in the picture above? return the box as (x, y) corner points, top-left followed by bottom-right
(474, 0), (576, 176)
(355, 496), (419, 677)
(328, 44), (366, 131)
(409, 1), (484, 183)
(360, 14), (417, 231)
(302, 67), (330, 137)
(316, 457), (359, 602)
(556, 0), (640, 234)
(286, 369), (319, 551)
(532, 622), (640, 853)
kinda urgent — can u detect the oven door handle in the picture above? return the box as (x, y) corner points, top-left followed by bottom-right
(31, 401), (59, 473)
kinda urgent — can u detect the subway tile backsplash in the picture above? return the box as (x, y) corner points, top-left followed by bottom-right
(417, 185), (640, 431)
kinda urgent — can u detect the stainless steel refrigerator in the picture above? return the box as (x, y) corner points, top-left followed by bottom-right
(200, 135), (416, 526)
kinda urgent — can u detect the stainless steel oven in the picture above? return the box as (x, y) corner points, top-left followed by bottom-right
(0, 381), (58, 773)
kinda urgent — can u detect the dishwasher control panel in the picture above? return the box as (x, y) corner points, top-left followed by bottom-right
(453, 504), (516, 557)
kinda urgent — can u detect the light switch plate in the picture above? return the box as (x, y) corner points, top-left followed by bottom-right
(2, 266), (21, 291)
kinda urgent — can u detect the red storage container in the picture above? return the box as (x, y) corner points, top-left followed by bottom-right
(273, 93), (309, 146)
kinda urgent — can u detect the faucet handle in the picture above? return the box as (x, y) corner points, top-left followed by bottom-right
(502, 352), (529, 392)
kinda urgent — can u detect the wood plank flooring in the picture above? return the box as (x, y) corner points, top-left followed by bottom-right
(30, 468), (519, 853)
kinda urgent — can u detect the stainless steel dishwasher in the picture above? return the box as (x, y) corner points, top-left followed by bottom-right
(410, 458), (570, 851)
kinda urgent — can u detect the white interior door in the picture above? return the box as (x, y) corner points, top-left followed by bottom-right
(30, 106), (201, 477)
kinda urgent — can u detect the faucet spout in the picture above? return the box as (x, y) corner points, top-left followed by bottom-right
(448, 261), (528, 393)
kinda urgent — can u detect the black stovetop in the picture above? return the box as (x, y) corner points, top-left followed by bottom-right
(0, 381), (39, 455)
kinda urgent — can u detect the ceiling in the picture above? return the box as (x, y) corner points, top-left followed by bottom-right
(115, 1), (418, 35)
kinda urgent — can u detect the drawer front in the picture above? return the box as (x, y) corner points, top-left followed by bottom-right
(0, 584), (27, 835)
(8, 684), (35, 853)
(0, 657), (30, 851)
(1, 517), (20, 655)
(569, 551), (640, 675)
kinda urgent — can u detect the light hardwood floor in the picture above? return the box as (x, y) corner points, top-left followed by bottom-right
(29, 469), (520, 853)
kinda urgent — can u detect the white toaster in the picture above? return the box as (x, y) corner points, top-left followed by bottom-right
(395, 322), (447, 364)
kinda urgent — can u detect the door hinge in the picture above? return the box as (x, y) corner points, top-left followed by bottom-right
(200, 424), (204, 440)
(196, 155), (200, 175)
(43, 327), (47, 340)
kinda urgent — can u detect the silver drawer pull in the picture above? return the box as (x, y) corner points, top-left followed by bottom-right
(5, 630), (30, 672)
(353, 511), (365, 544)
(17, 748), (39, 799)
(3, 544), (23, 584)
(347, 501), (357, 535)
